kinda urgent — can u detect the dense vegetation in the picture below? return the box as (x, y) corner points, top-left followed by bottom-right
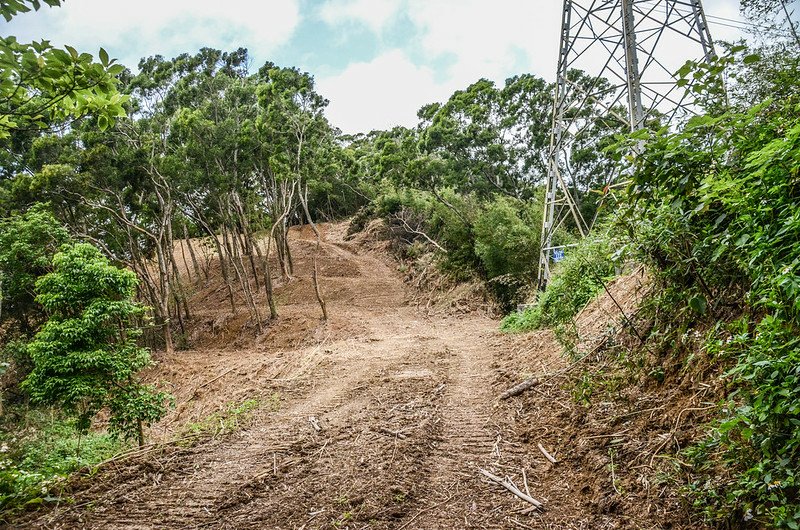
(618, 48), (800, 524)
(0, 0), (798, 526)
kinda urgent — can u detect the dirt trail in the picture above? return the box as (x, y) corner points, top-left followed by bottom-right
(14, 221), (552, 528)
(14, 222), (650, 529)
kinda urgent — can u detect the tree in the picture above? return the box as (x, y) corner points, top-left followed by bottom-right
(22, 243), (170, 446)
(0, 0), (128, 139)
(0, 203), (70, 333)
(740, 0), (800, 48)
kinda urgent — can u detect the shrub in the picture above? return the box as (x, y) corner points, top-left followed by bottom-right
(22, 243), (171, 446)
(501, 228), (617, 332)
(0, 204), (71, 334)
(0, 407), (126, 515)
(473, 196), (543, 307)
(620, 91), (800, 526)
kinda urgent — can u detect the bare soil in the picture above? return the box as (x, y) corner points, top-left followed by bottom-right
(11, 223), (706, 529)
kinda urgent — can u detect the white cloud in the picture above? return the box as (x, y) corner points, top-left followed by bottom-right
(403, 0), (743, 85)
(4, 0), (747, 134)
(406, 0), (561, 83)
(4, 0), (300, 70)
(316, 0), (745, 132)
(319, 0), (402, 33)
(316, 49), (460, 133)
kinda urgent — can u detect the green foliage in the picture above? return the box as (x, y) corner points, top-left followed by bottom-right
(473, 196), (541, 283)
(618, 49), (800, 524)
(370, 185), (555, 307)
(501, 229), (617, 332)
(0, 1), (128, 138)
(0, 0), (60, 21)
(0, 406), (126, 515)
(0, 204), (70, 332)
(22, 243), (170, 443)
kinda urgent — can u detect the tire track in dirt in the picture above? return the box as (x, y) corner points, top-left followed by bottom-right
(13, 223), (546, 530)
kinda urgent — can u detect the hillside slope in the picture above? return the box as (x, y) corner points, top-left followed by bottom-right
(12, 222), (693, 529)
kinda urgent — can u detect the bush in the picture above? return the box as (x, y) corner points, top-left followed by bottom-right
(621, 90), (800, 526)
(473, 196), (543, 307)
(0, 406), (126, 515)
(0, 204), (71, 334)
(501, 228), (617, 332)
(22, 243), (171, 445)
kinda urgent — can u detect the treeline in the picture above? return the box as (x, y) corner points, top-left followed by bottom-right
(0, 42), (624, 510)
(342, 71), (624, 307)
(1, 48), (366, 351)
(1, 47), (625, 348)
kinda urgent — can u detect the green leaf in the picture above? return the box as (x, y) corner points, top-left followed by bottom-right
(743, 54), (760, 65)
(688, 295), (707, 315)
(98, 47), (108, 66)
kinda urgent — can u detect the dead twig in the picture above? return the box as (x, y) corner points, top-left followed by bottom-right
(610, 450), (621, 495)
(537, 443), (558, 465)
(308, 416), (322, 432)
(396, 493), (457, 530)
(478, 468), (543, 509)
(522, 468), (531, 498)
(378, 427), (407, 439)
(499, 334), (611, 400)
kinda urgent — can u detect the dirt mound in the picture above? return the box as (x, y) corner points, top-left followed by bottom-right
(346, 218), (500, 317)
(178, 221), (406, 352)
(495, 268), (718, 529)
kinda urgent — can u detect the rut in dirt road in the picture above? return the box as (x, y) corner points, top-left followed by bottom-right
(14, 223), (555, 530)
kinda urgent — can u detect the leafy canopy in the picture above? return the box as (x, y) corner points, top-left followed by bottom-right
(0, 204), (70, 331)
(0, 0), (128, 138)
(22, 243), (169, 442)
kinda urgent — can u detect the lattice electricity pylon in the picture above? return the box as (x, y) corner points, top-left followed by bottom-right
(538, 0), (716, 287)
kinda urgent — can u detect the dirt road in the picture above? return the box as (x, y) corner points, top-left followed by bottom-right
(15, 223), (561, 529)
(15, 222), (674, 529)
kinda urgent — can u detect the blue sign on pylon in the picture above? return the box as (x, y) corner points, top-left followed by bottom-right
(552, 249), (565, 262)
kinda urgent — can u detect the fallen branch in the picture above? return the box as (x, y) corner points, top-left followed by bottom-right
(308, 416), (322, 432)
(499, 378), (541, 400)
(378, 427), (408, 439)
(478, 468), (543, 509)
(498, 333), (613, 400)
(196, 365), (238, 390)
(392, 212), (447, 253)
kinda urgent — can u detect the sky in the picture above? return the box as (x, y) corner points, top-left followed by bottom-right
(4, 0), (747, 134)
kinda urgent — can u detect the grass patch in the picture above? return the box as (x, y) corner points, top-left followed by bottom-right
(501, 229), (618, 333)
(0, 406), (128, 517)
(182, 398), (263, 438)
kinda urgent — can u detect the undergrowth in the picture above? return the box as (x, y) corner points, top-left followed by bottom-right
(500, 227), (618, 332)
(0, 406), (127, 518)
(618, 77), (800, 526)
(353, 185), (572, 309)
(182, 397), (265, 439)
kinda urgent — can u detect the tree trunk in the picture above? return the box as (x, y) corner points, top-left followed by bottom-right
(137, 419), (145, 447)
(183, 221), (204, 281)
(300, 186), (327, 321)
(196, 218), (237, 314)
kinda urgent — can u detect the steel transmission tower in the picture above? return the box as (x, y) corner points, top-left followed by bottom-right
(538, 0), (715, 286)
